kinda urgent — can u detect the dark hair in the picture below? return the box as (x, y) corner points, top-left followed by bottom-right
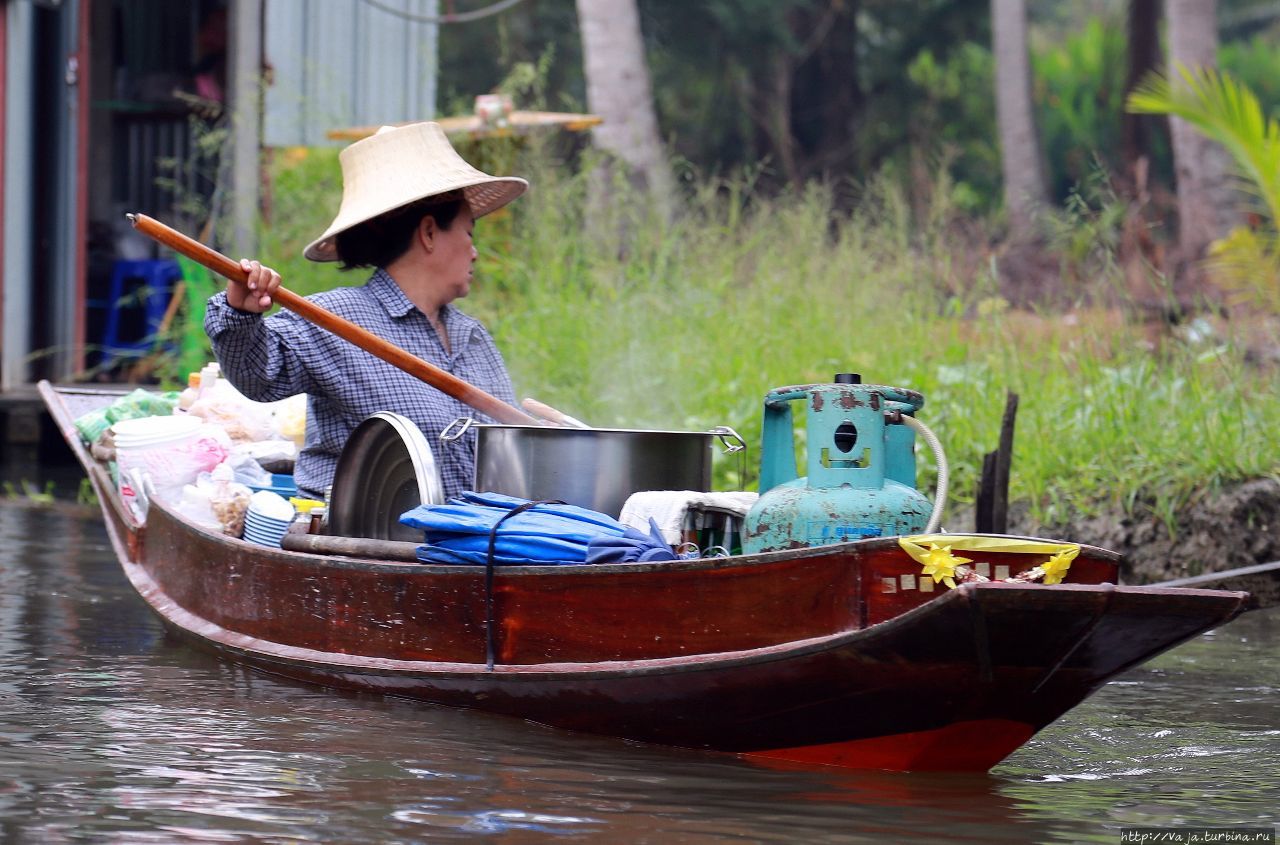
(334, 193), (466, 270)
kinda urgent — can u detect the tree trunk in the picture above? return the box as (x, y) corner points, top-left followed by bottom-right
(1166, 0), (1236, 266)
(755, 52), (799, 184)
(575, 0), (673, 213)
(1122, 0), (1163, 178)
(992, 0), (1047, 239)
(792, 0), (862, 180)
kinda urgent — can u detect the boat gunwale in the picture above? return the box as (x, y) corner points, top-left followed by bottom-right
(153, 493), (1126, 577)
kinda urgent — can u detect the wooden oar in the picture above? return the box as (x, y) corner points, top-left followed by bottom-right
(128, 213), (539, 427)
(1155, 559), (1280, 612)
(521, 397), (589, 428)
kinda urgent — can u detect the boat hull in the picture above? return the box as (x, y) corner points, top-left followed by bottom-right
(128, 540), (1239, 770)
(39, 382), (1251, 771)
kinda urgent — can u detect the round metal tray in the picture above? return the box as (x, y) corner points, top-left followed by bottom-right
(327, 413), (444, 541)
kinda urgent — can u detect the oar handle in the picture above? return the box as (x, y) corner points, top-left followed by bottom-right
(128, 213), (539, 427)
(521, 397), (589, 428)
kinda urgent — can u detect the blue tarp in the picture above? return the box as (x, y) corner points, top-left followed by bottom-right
(400, 491), (677, 566)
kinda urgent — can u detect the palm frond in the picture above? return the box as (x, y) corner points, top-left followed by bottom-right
(1128, 63), (1280, 229)
(1208, 227), (1280, 312)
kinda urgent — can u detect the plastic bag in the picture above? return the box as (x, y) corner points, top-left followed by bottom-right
(74, 408), (112, 445)
(141, 424), (233, 504)
(172, 482), (222, 531)
(74, 388), (177, 444)
(187, 380), (275, 444)
(104, 388), (179, 423)
(208, 463), (252, 537)
(90, 427), (116, 463)
(230, 440), (298, 473)
(223, 448), (275, 487)
(272, 394), (307, 447)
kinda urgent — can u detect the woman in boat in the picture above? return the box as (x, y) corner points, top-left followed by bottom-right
(204, 121), (528, 502)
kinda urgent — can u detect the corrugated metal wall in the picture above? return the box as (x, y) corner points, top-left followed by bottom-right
(3, 0), (88, 387)
(2, 1), (35, 390)
(264, 0), (439, 147)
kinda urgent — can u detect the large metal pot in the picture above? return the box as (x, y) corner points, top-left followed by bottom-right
(443, 420), (743, 517)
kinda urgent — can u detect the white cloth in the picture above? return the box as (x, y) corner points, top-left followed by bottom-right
(619, 490), (759, 545)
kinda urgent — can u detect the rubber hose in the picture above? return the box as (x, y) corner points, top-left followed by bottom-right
(902, 415), (948, 533)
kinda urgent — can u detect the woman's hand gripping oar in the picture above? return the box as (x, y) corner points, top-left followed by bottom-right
(127, 213), (540, 427)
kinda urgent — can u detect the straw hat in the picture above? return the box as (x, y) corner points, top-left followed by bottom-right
(304, 121), (528, 262)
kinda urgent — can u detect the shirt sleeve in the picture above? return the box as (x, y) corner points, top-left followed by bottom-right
(466, 324), (517, 412)
(204, 290), (320, 402)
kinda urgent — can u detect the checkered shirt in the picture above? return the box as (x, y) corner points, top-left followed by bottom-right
(205, 268), (516, 500)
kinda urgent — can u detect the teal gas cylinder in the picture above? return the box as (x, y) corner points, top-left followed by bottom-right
(743, 374), (934, 554)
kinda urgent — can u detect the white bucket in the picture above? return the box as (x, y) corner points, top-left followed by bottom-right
(113, 415), (205, 521)
(113, 414), (202, 446)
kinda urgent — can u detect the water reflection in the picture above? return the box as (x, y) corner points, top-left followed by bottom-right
(999, 614), (1280, 843)
(0, 503), (1275, 843)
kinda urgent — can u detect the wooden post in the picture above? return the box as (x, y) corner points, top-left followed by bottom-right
(992, 391), (1019, 533)
(976, 451), (997, 533)
(975, 391), (1019, 534)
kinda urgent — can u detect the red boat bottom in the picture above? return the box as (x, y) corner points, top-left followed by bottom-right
(746, 719), (1037, 772)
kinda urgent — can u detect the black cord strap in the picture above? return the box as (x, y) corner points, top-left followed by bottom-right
(484, 499), (564, 671)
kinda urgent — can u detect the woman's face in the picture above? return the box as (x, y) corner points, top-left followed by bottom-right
(428, 205), (478, 302)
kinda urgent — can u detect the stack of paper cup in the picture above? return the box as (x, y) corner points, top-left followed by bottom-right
(243, 490), (296, 548)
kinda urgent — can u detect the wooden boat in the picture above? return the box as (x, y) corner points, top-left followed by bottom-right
(40, 381), (1252, 772)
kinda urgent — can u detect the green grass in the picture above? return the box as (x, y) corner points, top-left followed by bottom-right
(174, 142), (1280, 527)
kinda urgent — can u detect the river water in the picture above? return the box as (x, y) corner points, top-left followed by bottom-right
(0, 501), (1276, 844)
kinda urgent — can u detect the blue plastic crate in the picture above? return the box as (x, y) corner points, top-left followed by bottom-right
(247, 474), (298, 498)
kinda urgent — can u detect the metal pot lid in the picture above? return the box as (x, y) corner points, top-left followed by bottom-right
(328, 412), (444, 542)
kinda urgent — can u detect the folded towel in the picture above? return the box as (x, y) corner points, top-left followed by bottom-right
(618, 491), (704, 544)
(619, 490), (760, 545)
(692, 491), (759, 516)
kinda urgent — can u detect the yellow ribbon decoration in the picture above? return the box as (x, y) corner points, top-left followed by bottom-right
(898, 534), (1081, 588)
(917, 544), (972, 589)
(1039, 549), (1078, 584)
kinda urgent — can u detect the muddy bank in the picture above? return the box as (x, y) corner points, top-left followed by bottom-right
(1007, 477), (1280, 584)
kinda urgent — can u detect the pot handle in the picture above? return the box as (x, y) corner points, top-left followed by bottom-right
(709, 425), (746, 454)
(440, 417), (474, 443)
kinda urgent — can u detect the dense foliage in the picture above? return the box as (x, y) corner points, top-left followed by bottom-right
(438, 2), (1280, 214)
(152, 141), (1280, 528)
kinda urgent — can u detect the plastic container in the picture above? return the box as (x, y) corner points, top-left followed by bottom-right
(177, 373), (201, 411)
(113, 415), (204, 520)
(113, 413), (203, 444)
(247, 474), (298, 498)
(198, 362), (221, 398)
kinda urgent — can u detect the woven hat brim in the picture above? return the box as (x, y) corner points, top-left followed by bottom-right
(304, 176), (527, 263)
